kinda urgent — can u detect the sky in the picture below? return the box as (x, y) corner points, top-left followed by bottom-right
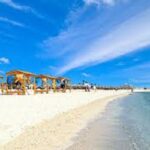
(0, 0), (150, 87)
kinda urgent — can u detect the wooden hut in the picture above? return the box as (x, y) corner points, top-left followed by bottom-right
(34, 75), (71, 93)
(57, 77), (71, 92)
(6, 70), (35, 95)
(34, 74), (57, 94)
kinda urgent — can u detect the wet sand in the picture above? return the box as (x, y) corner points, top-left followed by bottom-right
(66, 96), (134, 150)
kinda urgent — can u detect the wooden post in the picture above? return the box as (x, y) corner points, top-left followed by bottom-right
(69, 80), (72, 92)
(33, 77), (36, 94)
(1, 83), (3, 95)
(52, 79), (56, 92)
(22, 75), (26, 95)
(6, 74), (8, 95)
(46, 78), (49, 94)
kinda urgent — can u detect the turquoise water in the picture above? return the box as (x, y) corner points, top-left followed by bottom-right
(120, 93), (150, 150)
(67, 93), (150, 150)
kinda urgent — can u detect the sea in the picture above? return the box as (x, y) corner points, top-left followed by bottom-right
(67, 92), (150, 150)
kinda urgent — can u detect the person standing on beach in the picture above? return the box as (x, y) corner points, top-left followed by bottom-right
(93, 84), (97, 92)
(87, 83), (91, 92)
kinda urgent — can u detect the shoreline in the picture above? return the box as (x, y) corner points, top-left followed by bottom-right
(134, 89), (150, 92)
(66, 94), (131, 150)
(0, 90), (130, 150)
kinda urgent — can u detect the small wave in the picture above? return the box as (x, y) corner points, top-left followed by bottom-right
(132, 142), (140, 150)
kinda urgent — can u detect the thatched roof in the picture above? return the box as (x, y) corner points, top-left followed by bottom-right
(6, 70), (35, 76)
(36, 74), (57, 80)
(57, 77), (70, 81)
(36, 75), (70, 82)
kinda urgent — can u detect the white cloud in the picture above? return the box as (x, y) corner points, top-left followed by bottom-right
(0, 57), (10, 64)
(121, 62), (150, 85)
(0, 16), (25, 27)
(40, 0), (150, 75)
(82, 72), (91, 77)
(83, 0), (116, 6)
(0, 0), (44, 19)
(118, 61), (150, 77)
(58, 8), (150, 74)
(40, 0), (124, 59)
(0, 0), (29, 10)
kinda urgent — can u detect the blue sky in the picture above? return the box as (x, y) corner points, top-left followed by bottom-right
(0, 0), (150, 87)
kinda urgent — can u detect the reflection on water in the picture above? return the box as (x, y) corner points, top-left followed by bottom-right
(67, 93), (150, 150)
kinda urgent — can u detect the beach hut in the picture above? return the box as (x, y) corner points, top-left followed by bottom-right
(6, 70), (35, 95)
(34, 74), (57, 94)
(34, 75), (71, 93)
(57, 77), (71, 92)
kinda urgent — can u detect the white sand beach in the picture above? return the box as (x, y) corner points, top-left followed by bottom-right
(134, 88), (150, 92)
(0, 90), (130, 150)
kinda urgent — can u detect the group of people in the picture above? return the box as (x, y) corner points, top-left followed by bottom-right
(83, 81), (97, 92)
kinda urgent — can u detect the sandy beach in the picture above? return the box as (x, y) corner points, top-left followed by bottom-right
(134, 88), (150, 92)
(0, 0), (149, 149)
(0, 90), (130, 150)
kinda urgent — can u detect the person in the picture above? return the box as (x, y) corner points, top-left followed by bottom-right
(93, 84), (97, 92)
(91, 84), (93, 89)
(83, 82), (88, 92)
(60, 79), (66, 92)
(87, 83), (91, 92)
